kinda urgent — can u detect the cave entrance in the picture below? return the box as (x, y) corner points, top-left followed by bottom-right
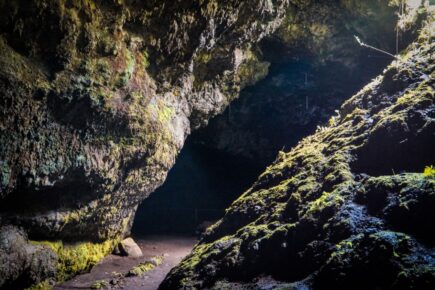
(131, 130), (264, 236)
(131, 35), (395, 237)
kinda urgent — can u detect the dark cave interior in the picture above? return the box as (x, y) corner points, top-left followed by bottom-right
(132, 136), (264, 235)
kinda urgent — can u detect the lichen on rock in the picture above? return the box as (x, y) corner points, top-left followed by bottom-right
(127, 255), (163, 277)
(29, 238), (118, 283)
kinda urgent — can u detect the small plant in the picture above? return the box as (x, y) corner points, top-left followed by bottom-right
(91, 280), (109, 289)
(127, 262), (155, 277)
(423, 165), (435, 178)
(316, 125), (328, 133)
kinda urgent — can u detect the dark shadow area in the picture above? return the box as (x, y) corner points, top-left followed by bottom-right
(0, 168), (96, 214)
(351, 118), (435, 176)
(132, 132), (264, 235)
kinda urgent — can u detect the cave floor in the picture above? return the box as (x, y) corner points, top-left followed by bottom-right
(55, 235), (197, 290)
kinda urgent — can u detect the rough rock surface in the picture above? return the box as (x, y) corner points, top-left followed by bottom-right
(0, 0), (287, 242)
(161, 19), (435, 290)
(0, 226), (57, 289)
(118, 237), (143, 258)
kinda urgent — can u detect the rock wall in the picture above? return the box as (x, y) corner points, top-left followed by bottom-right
(0, 0), (287, 242)
(0, 226), (57, 289)
(161, 17), (435, 290)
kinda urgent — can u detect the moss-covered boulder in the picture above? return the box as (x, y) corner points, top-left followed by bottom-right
(0, 224), (119, 289)
(160, 17), (435, 290)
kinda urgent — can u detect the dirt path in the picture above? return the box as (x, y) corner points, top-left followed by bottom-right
(55, 235), (197, 290)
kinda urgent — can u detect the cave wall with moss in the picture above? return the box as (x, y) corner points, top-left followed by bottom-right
(0, 0), (288, 243)
(161, 16), (435, 289)
(0, 1), (289, 287)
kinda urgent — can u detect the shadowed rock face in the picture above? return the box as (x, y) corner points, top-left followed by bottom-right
(0, 0), (287, 242)
(160, 19), (435, 290)
(0, 226), (57, 289)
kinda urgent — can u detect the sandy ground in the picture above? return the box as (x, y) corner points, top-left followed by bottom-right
(55, 235), (197, 290)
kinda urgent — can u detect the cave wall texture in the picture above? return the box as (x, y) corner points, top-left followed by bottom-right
(0, 0), (287, 243)
(0, 0), (434, 289)
(0, 0), (288, 287)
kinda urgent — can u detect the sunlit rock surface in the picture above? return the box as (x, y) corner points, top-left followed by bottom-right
(161, 19), (435, 290)
(118, 237), (143, 258)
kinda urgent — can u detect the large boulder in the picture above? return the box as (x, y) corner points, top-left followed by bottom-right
(0, 226), (57, 289)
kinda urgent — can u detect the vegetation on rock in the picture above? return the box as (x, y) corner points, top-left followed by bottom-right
(423, 165), (435, 178)
(85, 255), (164, 289)
(161, 15), (435, 289)
(30, 239), (118, 282)
(0, 0), (288, 244)
(127, 255), (163, 277)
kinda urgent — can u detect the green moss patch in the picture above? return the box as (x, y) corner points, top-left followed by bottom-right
(30, 239), (118, 282)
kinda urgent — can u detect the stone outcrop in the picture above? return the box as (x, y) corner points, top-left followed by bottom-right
(160, 18), (435, 290)
(0, 226), (57, 289)
(0, 0), (287, 243)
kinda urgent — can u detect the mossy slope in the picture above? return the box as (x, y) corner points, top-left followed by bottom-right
(161, 17), (435, 290)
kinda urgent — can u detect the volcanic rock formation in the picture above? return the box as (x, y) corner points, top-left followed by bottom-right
(0, 0), (433, 289)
